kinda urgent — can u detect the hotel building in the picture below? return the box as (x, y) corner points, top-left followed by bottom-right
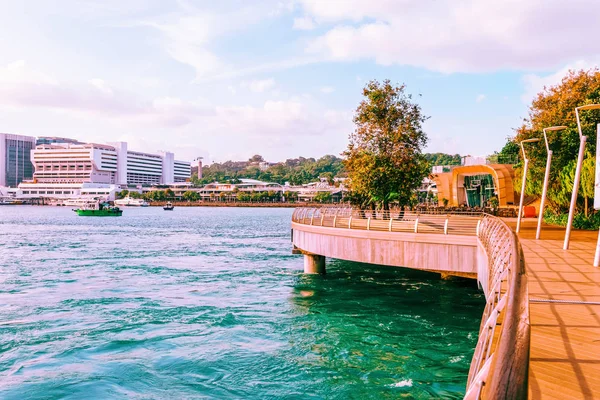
(0, 133), (36, 187)
(16, 138), (191, 200)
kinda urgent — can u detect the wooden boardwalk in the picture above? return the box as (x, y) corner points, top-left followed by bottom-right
(507, 219), (600, 399)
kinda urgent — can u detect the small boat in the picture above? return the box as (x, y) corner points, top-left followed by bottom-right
(163, 201), (174, 211)
(73, 201), (122, 217)
(114, 196), (149, 207)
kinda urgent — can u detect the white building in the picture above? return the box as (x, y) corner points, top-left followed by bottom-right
(17, 138), (191, 199)
(17, 182), (120, 201)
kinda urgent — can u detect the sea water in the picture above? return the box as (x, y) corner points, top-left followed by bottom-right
(0, 206), (483, 399)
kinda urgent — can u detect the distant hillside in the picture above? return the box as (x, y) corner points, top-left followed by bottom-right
(192, 154), (345, 186)
(423, 153), (462, 166)
(191, 152), (461, 185)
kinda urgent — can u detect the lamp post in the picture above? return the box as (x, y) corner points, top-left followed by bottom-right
(536, 126), (567, 240)
(516, 138), (540, 233)
(564, 104), (600, 250)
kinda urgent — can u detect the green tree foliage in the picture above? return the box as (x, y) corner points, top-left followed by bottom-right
(343, 79), (429, 210)
(193, 155), (345, 186)
(423, 153), (461, 166)
(508, 69), (600, 216)
(236, 192), (251, 202)
(182, 191), (200, 202)
(314, 191), (333, 203)
(117, 189), (129, 199)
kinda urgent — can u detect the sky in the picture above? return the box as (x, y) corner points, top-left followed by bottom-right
(0, 0), (599, 164)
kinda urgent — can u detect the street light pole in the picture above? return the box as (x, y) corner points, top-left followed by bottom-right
(516, 138), (540, 233)
(564, 104), (600, 250)
(536, 126), (567, 240)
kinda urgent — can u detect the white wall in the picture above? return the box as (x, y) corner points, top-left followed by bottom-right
(108, 141), (128, 185)
(160, 151), (175, 184)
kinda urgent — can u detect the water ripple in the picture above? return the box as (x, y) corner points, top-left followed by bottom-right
(0, 206), (483, 399)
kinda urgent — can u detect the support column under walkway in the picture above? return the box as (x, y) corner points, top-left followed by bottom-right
(304, 254), (325, 274)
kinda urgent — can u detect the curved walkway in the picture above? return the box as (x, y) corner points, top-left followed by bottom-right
(509, 219), (600, 400)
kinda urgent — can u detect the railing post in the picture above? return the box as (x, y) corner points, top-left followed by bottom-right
(414, 216), (419, 233)
(333, 215), (337, 228)
(348, 216), (352, 229)
(389, 217), (393, 232)
(367, 217), (371, 230)
(444, 216), (449, 235)
(476, 219), (482, 236)
(320, 214), (324, 226)
(310, 211), (314, 225)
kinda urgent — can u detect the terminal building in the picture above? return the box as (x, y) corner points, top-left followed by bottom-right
(27, 139), (190, 186)
(0, 133), (36, 187)
(12, 137), (191, 201)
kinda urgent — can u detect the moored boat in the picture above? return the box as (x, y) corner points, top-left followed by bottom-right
(114, 196), (149, 207)
(163, 201), (174, 211)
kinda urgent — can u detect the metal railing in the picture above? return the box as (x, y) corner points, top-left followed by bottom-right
(464, 215), (529, 399)
(292, 207), (530, 400)
(292, 207), (483, 236)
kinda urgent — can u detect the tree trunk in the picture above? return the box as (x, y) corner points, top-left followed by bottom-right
(585, 197), (588, 218)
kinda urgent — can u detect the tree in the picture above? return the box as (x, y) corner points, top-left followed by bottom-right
(314, 191), (332, 203)
(118, 189), (129, 199)
(510, 69), (600, 211)
(343, 79), (429, 210)
(580, 151), (596, 217)
(236, 192), (250, 202)
(183, 190), (200, 202)
(423, 153), (462, 166)
(248, 154), (264, 163)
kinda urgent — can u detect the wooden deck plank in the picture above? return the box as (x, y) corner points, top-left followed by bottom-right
(505, 220), (600, 400)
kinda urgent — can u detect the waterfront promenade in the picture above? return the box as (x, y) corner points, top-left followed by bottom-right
(508, 220), (600, 399)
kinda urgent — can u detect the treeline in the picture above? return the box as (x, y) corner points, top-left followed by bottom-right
(423, 153), (462, 166)
(499, 68), (600, 228)
(193, 154), (345, 185)
(193, 152), (463, 186)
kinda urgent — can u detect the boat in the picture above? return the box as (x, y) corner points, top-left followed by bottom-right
(73, 201), (122, 217)
(114, 196), (149, 207)
(163, 201), (174, 211)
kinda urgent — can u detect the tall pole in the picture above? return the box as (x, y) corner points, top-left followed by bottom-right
(516, 138), (539, 233)
(516, 158), (529, 233)
(594, 123), (600, 267)
(536, 126), (566, 240)
(564, 106), (590, 250)
(536, 151), (552, 239)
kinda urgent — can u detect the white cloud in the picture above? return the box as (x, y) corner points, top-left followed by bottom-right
(0, 60), (57, 85)
(141, 2), (298, 81)
(89, 78), (113, 95)
(320, 86), (335, 94)
(300, 0), (600, 73)
(476, 94), (486, 103)
(521, 59), (599, 103)
(243, 78), (277, 93)
(0, 61), (214, 127)
(293, 16), (316, 30)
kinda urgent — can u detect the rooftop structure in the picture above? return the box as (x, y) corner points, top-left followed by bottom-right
(36, 136), (83, 146)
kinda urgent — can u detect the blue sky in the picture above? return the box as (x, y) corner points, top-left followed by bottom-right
(0, 0), (598, 164)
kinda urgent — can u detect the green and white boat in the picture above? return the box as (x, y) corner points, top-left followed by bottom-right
(73, 201), (122, 217)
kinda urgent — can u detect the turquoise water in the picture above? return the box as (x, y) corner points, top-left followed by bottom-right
(0, 206), (483, 399)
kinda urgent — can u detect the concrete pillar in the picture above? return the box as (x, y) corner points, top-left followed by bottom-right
(304, 254), (325, 274)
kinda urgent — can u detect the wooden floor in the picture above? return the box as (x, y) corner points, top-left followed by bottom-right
(506, 219), (600, 400)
